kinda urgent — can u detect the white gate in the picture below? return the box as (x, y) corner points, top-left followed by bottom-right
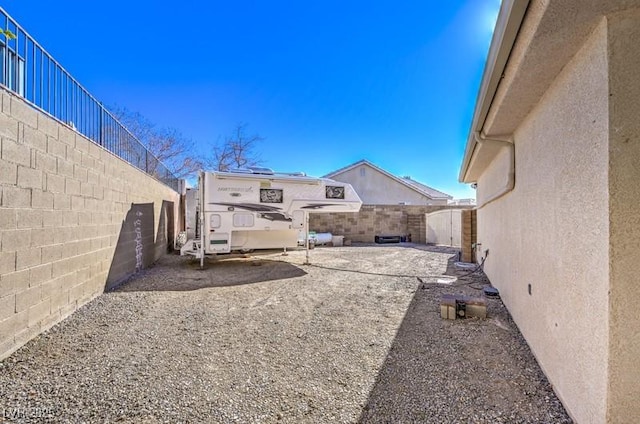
(425, 209), (462, 247)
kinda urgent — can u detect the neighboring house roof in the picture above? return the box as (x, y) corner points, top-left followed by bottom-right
(448, 198), (476, 206)
(400, 176), (452, 200)
(324, 159), (453, 200)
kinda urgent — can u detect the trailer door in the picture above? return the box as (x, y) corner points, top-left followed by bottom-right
(292, 210), (305, 229)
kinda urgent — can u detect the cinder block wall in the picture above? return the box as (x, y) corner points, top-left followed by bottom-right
(0, 89), (180, 360)
(406, 213), (427, 244)
(310, 205), (450, 243)
(460, 209), (476, 263)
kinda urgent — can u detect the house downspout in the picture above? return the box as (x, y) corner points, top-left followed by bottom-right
(473, 132), (515, 208)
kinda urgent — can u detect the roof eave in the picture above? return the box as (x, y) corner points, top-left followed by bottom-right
(459, 0), (530, 183)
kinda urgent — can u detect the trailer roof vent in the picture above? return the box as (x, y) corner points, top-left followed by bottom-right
(248, 167), (275, 175)
(228, 168), (254, 174)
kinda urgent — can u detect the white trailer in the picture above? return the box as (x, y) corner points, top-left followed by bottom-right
(180, 168), (362, 260)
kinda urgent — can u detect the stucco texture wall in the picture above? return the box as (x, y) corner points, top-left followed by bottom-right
(331, 165), (446, 205)
(606, 9), (640, 421)
(476, 21), (610, 423)
(0, 89), (180, 360)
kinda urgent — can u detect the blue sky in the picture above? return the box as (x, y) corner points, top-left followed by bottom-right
(1, 1), (499, 199)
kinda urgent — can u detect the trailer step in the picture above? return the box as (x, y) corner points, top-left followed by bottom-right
(180, 239), (204, 258)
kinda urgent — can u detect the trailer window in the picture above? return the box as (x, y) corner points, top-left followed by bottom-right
(210, 214), (221, 228)
(326, 186), (345, 199)
(260, 189), (283, 203)
(233, 213), (254, 227)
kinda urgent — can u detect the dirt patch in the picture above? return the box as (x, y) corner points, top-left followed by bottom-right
(0, 244), (571, 423)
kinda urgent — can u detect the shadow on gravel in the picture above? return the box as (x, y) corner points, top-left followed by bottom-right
(355, 242), (463, 258)
(357, 265), (572, 423)
(405, 243), (462, 256)
(114, 256), (307, 292)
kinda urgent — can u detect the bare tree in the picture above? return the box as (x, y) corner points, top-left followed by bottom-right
(109, 105), (203, 179)
(211, 123), (263, 171)
(0, 29), (16, 40)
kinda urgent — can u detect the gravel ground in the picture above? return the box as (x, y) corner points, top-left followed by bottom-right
(0, 244), (572, 423)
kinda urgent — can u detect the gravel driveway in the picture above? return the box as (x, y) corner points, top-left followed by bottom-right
(0, 244), (571, 423)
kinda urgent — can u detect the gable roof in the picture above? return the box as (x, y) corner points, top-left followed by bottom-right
(324, 159), (452, 200)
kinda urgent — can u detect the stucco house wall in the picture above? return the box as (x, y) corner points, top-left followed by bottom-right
(464, 2), (640, 422)
(476, 21), (610, 423)
(329, 164), (448, 205)
(605, 9), (640, 420)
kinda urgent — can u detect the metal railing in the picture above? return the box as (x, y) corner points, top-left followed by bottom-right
(0, 8), (179, 191)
